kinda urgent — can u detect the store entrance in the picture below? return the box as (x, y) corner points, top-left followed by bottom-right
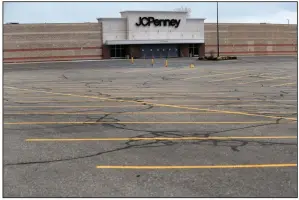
(140, 44), (179, 59)
(110, 45), (128, 58)
(188, 44), (199, 57)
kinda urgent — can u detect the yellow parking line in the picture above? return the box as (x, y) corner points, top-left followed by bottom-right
(209, 76), (247, 82)
(8, 95), (290, 100)
(271, 82), (297, 87)
(114, 96), (188, 98)
(10, 101), (99, 103)
(121, 69), (157, 73)
(25, 136), (297, 142)
(176, 92), (225, 95)
(208, 74), (281, 83)
(4, 111), (210, 115)
(96, 163), (297, 169)
(179, 104), (296, 107)
(258, 71), (286, 76)
(151, 104), (297, 121)
(5, 86), (297, 121)
(11, 95), (90, 98)
(150, 99), (297, 102)
(6, 104), (294, 108)
(255, 112), (297, 114)
(114, 94), (228, 97)
(5, 111), (296, 115)
(10, 93), (227, 96)
(239, 76), (292, 85)
(6, 96), (75, 99)
(183, 69), (255, 80)
(5, 105), (144, 108)
(12, 96), (189, 98)
(4, 121), (274, 125)
(149, 68), (192, 75)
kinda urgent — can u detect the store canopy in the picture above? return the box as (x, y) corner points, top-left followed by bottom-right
(105, 39), (204, 45)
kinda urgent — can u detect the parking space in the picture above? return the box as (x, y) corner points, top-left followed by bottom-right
(3, 56), (298, 197)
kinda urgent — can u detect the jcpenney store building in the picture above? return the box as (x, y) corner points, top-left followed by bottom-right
(98, 11), (205, 59)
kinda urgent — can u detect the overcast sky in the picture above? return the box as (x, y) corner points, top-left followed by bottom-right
(4, 2), (298, 24)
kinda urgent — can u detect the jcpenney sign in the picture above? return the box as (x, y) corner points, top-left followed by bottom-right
(135, 17), (181, 28)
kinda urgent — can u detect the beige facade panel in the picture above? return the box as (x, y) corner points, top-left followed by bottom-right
(4, 40), (103, 49)
(206, 31), (296, 39)
(205, 38), (296, 45)
(5, 57), (103, 63)
(205, 23), (296, 33)
(4, 23), (101, 33)
(4, 32), (102, 42)
(204, 23), (229, 30)
(101, 19), (127, 41)
(272, 46), (297, 51)
(4, 49), (102, 59)
(226, 24), (296, 32)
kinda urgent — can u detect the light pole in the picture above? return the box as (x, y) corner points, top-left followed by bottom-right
(216, 2), (220, 57)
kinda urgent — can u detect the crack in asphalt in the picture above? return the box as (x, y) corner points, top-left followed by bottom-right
(31, 87), (52, 91)
(4, 144), (144, 166)
(62, 74), (68, 80)
(4, 104), (155, 131)
(4, 121), (296, 166)
(4, 70), (297, 167)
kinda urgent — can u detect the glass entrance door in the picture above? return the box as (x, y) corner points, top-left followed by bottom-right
(110, 45), (126, 58)
(188, 44), (199, 57)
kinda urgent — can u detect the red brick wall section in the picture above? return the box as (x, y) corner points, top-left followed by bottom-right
(199, 43), (205, 57)
(102, 45), (110, 59)
(179, 44), (189, 57)
(3, 22), (297, 63)
(130, 45), (141, 58)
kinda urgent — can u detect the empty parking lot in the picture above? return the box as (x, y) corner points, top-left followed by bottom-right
(3, 56), (298, 197)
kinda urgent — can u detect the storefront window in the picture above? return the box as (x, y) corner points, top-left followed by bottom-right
(110, 45), (126, 58)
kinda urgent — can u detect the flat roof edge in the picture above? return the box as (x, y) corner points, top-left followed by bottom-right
(97, 18), (126, 21)
(187, 18), (206, 20)
(120, 10), (188, 13)
(105, 39), (204, 45)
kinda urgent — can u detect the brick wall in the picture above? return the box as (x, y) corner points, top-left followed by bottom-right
(4, 23), (103, 63)
(4, 22), (297, 63)
(204, 23), (297, 56)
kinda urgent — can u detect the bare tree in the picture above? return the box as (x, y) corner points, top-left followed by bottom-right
(174, 6), (191, 17)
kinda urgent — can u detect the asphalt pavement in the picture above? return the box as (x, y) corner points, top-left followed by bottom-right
(3, 56), (298, 197)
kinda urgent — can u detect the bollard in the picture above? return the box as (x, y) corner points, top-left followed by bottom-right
(165, 59), (168, 67)
(131, 56), (134, 64)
